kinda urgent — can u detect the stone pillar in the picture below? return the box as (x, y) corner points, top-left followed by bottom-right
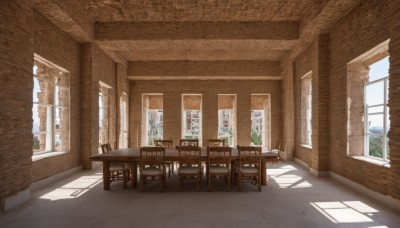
(281, 59), (295, 160)
(388, 0), (400, 201)
(0, 0), (33, 211)
(310, 34), (330, 176)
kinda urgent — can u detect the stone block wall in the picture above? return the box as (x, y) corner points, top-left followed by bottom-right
(0, 0), (34, 202)
(329, 0), (391, 195)
(129, 80), (282, 148)
(31, 11), (81, 182)
(80, 43), (118, 169)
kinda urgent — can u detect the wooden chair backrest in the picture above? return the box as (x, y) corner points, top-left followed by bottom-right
(101, 143), (112, 154)
(177, 146), (201, 168)
(155, 140), (173, 149)
(237, 145), (261, 168)
(180, 139), (199, 147)
(207, 139), (225, 147)
(140, 147), (165, 169)
(207, 146), (231, 167)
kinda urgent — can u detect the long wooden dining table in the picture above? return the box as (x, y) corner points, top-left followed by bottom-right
(89, 147), (278, 190)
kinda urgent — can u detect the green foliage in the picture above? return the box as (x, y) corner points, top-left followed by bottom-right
(368, 135), (383, 158)
(33, 136), (40, 150)
(251, 131), (262, 145)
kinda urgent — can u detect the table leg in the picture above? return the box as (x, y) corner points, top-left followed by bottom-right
(103, 161), (110, 190)
(261, 160), (267, 186)
(131, 161), (137, 188)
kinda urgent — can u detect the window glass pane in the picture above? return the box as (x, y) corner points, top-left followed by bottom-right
(54, 85), (59, 106)
(366, 81), (384, 106)
(367, 114), (384, 134)
(367, 106), (384, 114)
(218, 109), (233, 146)
(146, 110), (163, 145)
(251, 110), (263, 146)
(368, 134), (384, 158)
(369, 57), (389, 82)
(33, 77), (40, 103)
(54, 134), (61, 152)
(183, 110), (200, 139)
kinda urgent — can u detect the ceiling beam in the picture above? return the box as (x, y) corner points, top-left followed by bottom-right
(95, 22), (299, 41)
(34, 0), (94, 43)
(290, 0), (362, 59)
(127, 61), (281, 80)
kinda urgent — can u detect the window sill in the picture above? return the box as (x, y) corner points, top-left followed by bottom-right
(300, 144), (312, 149)
(32, 151), (68, 162)
(351, 156), (390, 168)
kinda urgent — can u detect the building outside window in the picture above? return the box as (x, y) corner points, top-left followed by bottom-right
(142, 94), (163, 146)
(182, 94), (202, 144)
(251, 94), (270, 150)
(119, 93), (129, 148)
(32, 59), (69, 154)
(364, 57), (390, 160)
(301, 72), (312, 146)
(218, 94), (236, 147)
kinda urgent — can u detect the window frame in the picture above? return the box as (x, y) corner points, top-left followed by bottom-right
(32, 59), (70, 155)
(364, 76), (389, 161)
(181, 94), (202, 145)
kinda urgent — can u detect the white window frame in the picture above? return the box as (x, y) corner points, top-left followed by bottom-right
(364, 76), (389, 161)
(119, 92), (129, 148)
(182, 94), (202, 145)
(300, 72), (312, 146)
(142, 93), (163, 146)
(218, 94), (237, 147)
(250, 94), (271, 151)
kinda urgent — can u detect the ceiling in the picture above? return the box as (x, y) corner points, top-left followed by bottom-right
(34, 0), (362, 79)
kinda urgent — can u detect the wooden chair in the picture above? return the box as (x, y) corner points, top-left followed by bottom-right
(270, 139), (282, 164)
(180, 139), (199, 147)
(139, 147), (166, 192)
(207, 139), (225, 147)
(234, 145), (262, 191)
(207, 146), (232, 191)
(177, 146), (202, 191)
(155, 139), (174, 177)
(101, 143), (129, 189)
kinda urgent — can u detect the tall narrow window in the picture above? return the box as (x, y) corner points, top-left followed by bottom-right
(365, 57), (390, 160)
(182, 94), (202, 144)
(218, 94), (236, 147)
(32, 59), (69, 154)
(99, 82), (110, 146)
(142, 94), (163, 146)
(301, 72), (312, 146)
(251, 94), (270, 150)
(119, 93), (129, 148)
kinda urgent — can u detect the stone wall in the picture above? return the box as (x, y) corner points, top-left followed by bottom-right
(329, 0), (391, 195)
(388, 0), (400, 200)
(31, 10), (81, 182)
(129, 80), (282, 148)
(80, 43), (118, 169)
(0, 0), (34, 202)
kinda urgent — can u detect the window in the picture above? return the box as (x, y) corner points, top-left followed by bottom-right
(218, 95), (237, 147)
(32, 59), (69, 154)
(364, 57), (390, 160)
(347, 40), (390, 161)
(119, 93), (129, 148)
(142, 94), (163, 146)
(301, 72), (312, 146)
(251, 94), (270, 150)
(99, 82), (110, 146)
(182, 94), (202, 144)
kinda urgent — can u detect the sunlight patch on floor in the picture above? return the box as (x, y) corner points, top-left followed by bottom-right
(311, 201), (378, 223)
(39, 174), (102, 201)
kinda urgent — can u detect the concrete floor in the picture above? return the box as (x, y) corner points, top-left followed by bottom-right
(1, 161), (399, 228)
